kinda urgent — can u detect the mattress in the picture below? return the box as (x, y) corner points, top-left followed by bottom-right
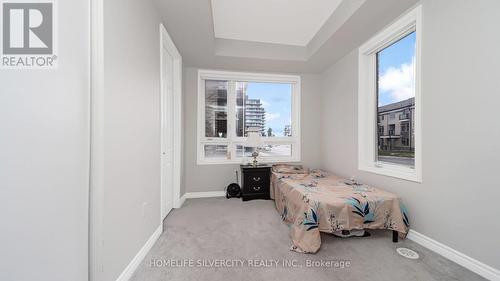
(271, 168), (410, 253)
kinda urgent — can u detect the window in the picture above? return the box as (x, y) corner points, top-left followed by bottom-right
(401, 123), (409, 133)
(358, 5), (421, 182)
(205, 80), (228, 138)
(197, 70), (301, 164)
(388, 124), (396, 136)
(378, 126), (384, 135)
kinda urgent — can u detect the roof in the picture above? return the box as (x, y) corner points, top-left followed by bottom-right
(378, 97), (415, 113)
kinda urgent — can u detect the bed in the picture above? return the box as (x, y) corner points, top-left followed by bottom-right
(271, 164), (410, 253)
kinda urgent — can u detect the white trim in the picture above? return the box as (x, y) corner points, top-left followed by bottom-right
(115, 225), (162, 281)
(407, 230), (500, 281)
(89, 0), (104, 279)
(159, 24), (183, 212)
(196, 69), (301, 165)
(184, 191), (226, 199)
(198, 69), (301, 83)
(358, 5), (422, 183)
(177, 194), (187, 208)
(193, 158), (300, 165)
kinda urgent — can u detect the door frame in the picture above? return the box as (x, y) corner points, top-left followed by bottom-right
(90, 0), (104, 280)
(159, 23), (183, 219)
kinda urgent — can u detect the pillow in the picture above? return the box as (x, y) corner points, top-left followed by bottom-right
(272, 164), (309, 174)
(310, 169), (327, 178)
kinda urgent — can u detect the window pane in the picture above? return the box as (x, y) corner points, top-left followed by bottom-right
(377, 31), (416, 167)
(204, 145), (227, 159)
(236, 145), (254, 158)
(259, 144), (292, 157)
(205, 80), (228, 138)
(236, 144), (292, 158)
(236, 82), (292, 137)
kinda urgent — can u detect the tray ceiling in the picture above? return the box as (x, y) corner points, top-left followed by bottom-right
(211, 0), (342, 46)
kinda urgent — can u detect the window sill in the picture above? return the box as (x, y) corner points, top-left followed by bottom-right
(359, 161), (421, 183)
(197, 157), (301, 166)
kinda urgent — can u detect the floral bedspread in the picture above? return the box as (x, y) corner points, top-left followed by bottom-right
(271, 170), (410, 253)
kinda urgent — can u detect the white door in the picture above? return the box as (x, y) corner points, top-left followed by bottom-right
(160, 43), (174, 220)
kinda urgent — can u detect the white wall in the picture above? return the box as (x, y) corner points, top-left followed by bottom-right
(182, 67), (322, 193)
(320, 0), (500, 271)
(0, 1), (90, 281)
(100, 0), (164, 280)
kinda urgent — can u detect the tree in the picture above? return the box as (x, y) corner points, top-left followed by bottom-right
(267, 128), (273, 137)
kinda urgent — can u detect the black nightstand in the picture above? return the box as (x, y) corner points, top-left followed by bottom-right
(240, 165), (271, 201)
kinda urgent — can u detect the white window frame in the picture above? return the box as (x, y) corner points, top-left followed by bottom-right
(358, 5), (422, 182)
(197, 69), (301, 165)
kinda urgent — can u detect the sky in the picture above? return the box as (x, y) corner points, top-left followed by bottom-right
(246, 82), (292, 136)
(377, 31), (416, 106)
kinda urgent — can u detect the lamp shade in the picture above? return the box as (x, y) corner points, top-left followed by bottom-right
(246, 130), (263, 148)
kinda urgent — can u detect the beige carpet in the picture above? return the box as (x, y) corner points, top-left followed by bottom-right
(130, 197), (486, 281)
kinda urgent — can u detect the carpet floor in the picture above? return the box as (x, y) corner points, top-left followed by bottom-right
(130, 197), (486, 281)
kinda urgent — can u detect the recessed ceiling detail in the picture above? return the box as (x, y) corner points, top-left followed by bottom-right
(211, 0), (342, 46)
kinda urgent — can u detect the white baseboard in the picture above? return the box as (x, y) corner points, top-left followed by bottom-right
(173, 191), (224, 208)
(175, 194), (187, 208)
(184, 191), (226, 199)
(407, 229), (500, 281)
(115, 225), (162, 281)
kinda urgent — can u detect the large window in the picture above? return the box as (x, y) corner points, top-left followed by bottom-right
(358, 5), (421, 182)
(197, 70), (301, 164)
(377, 32), (416, 166)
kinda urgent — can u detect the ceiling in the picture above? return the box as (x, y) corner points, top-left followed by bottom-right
(153, 0), (419, 74)
(211, 0), (342, 46)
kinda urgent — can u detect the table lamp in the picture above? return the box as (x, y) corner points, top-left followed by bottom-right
(245, 128), (263, 167)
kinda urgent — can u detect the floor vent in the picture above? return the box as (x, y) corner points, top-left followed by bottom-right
(396, 247), (419, 259)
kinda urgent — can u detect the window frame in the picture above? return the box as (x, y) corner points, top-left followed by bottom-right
(358, 5), (422, 182)
(197, 69), (301, 165)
